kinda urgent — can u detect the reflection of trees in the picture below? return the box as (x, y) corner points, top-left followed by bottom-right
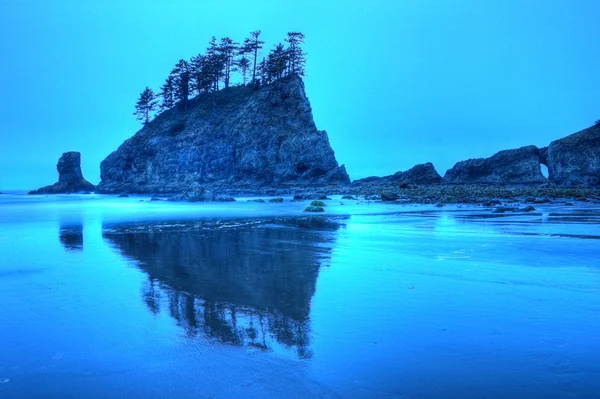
(103, 217), (344, 358)
(59, 223), (83, 251)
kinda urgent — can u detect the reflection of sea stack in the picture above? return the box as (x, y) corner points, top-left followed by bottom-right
(102, 217), (344, 357)
(30, 152), (96, 194)
(59, 223), (84, 251)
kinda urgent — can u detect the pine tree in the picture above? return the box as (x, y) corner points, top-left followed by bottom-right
(236, 56), (251, 85)
(285, 32), (307, 76)
(205, 37), (225, 92)
(258, 57), (270, 85)
(241, 30), (264, 83)
(159, 75), (175, 112)
(134, 87), (158, 125)
(266, 43), (288, 81)
(171, 59), (191, 109)
(219, 37), (239, 89)
(189, 53), (205, 96)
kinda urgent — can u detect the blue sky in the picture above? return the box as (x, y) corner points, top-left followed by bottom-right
(1, 0), (599, 190)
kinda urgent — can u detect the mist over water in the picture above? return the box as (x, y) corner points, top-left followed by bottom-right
(1, 194), (599, 398)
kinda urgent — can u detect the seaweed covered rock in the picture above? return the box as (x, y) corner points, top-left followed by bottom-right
(29, 152), (96, 194)
(98, 75), (349, 194)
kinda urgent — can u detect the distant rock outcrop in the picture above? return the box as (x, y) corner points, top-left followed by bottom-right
(544, 124), (600, 187)
(444, 145), (547, 185)
(29, 152), (96, 194)
(352, 163), (442, 187)
(98, 75), (349, 194)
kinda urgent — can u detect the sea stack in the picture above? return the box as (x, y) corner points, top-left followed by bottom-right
(98, 74), (350, 194)
(29, 152), (96, 194)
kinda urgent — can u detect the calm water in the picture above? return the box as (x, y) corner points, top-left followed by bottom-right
(1, 194), (599, 398)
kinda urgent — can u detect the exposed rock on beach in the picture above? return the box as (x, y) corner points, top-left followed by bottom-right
(29, 152), (96, 194)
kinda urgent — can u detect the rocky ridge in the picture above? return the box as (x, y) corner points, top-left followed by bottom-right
(352, 163), (442, 188)
(443, 145), (547, 185)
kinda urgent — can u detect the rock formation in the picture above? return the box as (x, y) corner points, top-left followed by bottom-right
(98, 75), (349, 194)
(29, 152), (96, 194)
(443, 145), (547, 185)
(352, 162), (442, 187)
(543, 124), (600, 187)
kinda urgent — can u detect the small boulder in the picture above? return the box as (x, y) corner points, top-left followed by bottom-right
(381, 191), (399, 201)
(517, 205), (536, 212)
(304, 205), (325, 212)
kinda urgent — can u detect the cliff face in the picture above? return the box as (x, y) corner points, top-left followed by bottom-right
(99, 75), (349, 193)
(30, 152), (96, 194)
(444, 145), (547, 185)
(544, 124), (600, 187)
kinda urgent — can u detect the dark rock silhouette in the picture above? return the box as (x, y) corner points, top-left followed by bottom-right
(352, 162), (442, 187)
(59, 222), (84, 251)
(443, 145), (547, 185)
(98, 75), (349, 194)
(102, 217), (345, 358)
(544, 124), (600, 187)
(30, 152), (96, 194)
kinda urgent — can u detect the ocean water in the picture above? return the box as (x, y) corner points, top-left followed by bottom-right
(0, 194), (599, 399)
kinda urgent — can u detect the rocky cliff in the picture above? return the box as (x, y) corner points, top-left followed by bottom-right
(542, 124), (600, 187)
(444, 145), (547, 185)
(98, 75), (349, 194)
(30, 152), (96, 194)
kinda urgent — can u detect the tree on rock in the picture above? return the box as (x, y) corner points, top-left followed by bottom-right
(266, 43), (288, 82)
(219, 37), (239, 89)
(205, 37), (225, 92)
(134, 87), (158, 125)
(285, 32), (306, 76)
(159, 75), (175, 112)
(241, 30), (264, 83)
(171, 59), (191, 109)
(236, 56), (251, 85)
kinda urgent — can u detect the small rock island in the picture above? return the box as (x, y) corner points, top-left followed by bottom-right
(98, 74), (349, 194)
(30, 152), (96, 194)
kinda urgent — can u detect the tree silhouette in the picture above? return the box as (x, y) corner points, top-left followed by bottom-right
(205, 37), (225, 92)
(219, 37), (239, 89)
(136, 30), (308, 121)
(159, 75), (175, 112)
(172, 59), (191, 109)
(236, 56), (251, 85)
(285, 32), (307, 76)
(241, 30), (264, 83)
(266, 43), (288, 82)
(134, 87), (158, 125)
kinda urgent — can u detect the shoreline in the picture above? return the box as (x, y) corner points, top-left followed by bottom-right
(22, 184), (600, 205)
